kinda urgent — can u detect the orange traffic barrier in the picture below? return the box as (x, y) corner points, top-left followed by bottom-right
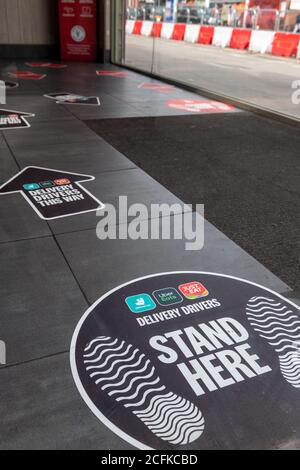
(198, 26), (214, 45)
(132, 21), (143, 35)
(271, 32), (300, 57)
(229, 29), (252, 50)
(152, 22), (163, 38)
(172, 24), (186, 41)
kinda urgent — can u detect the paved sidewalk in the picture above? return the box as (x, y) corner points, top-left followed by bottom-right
(0, 61), (297, 449)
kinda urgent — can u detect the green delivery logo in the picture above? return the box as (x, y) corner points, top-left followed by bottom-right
(125, 294), (156, 314)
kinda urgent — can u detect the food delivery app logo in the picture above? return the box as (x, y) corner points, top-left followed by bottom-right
(179, 281), (209, 300)
(125, 294), (156, 314)
(153, 287), (183, 306)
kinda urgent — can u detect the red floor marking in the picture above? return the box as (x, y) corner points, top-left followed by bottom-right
(167, 99), (235, 113)
(8, 71), (47, 80)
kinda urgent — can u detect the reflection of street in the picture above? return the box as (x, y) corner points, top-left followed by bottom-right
(126, 34), (300, 119)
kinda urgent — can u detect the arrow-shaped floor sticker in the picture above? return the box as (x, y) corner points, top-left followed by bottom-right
(0, 166), (105, 220)
(8, 71), (46, 80)
(2, 81), (19, 90)
(0, 109), (35, 130)
(44, 92), (100, 106)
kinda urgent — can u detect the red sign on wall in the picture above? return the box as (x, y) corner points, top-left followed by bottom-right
(59, 0), (97, 62)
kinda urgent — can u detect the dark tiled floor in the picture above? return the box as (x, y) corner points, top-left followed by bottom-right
(0, 60), (296, 450)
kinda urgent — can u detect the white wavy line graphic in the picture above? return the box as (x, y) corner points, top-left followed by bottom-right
(269, 337), (300, 346)
(281, 368), (300, 378)
(253, 321), (300, 335)
(84, 336), (110, 352)
(247, 310), (293, 319)
(84, 341), (126, 364)
(248, 315), (298, 325)
(280, 350), (300, 361)
(276, 344), (300, 353)
(260, 327), (300, 340)
(147, 398), (189, 430)
(89, 347), (137, 376)
(103, 359), (151, 390)
(247, 301), (282, 308)
(101, 356), (147, 388)
(250, 318), (300, 329)
(83, 336), (205, 446)
(126, 385), (167, 408)
(91, 349), (140, 376)
(135, 392), (175, 418)
(169, 414), (205, 445)
(142, 396), (183, 424)
(280, 361), (300, 372)
(125, 377), (166, 408)
(109, 366), (155, 397)
(154, 403), (198, 437)
(247, 304), (287, 312)
(246, 296), (300, 389)
(150, 401), (194, 435)
(84, 339), (119, 358)
(250, 297), (277, 303)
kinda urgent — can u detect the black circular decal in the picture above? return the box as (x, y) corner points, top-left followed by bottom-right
(70, 272), (300, 450)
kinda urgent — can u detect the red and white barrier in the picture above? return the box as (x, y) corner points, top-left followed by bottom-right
(230, 28), (252, 50)
(141, 21), (154, 37)
(249, 30), (274, 54)
(213, 27), (233, 48)
(152, 22), (163, 38)
(184, 24), (201, 43)
(126, 20), (300, 59)
(126, 20), (135, 35)
(172, 23), (186, 41)
(271, 32), (300, 57)
(198, 25), (215, 45)
(161, 22), (175, 40)
(132, 20), (143, 35)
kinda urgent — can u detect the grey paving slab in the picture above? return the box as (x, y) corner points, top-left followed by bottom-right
(56, 214), (289, 305)
(0, 193), (51, 243)
(0, 141), (51, 242)
(0, 237), (88, 364)
(0, 353), (130, 450)
(3, 118), (102, 149)
(0, 71), (43, 95)
(65, 100), (145, 120)
(49, 168), (185, 235)
(68, 107), (146, 120)
(79, 81), (155, 96)
(39, 77), (148, 97)
(108, 87), (195, 103)
(39, 76), (105, 94)
(4, 82), (43, 96)
(12, 139), (137, 175)
(5, 95), (74, 121)
(0, 133), (7, 148)
(0, 149), (50, 243)
(0, 145), (19, 185)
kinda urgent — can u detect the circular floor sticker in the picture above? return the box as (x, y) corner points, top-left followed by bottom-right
(3, 81), (19, 89)
(167, 99), (235, 114)
(70, 272), (300, 450)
